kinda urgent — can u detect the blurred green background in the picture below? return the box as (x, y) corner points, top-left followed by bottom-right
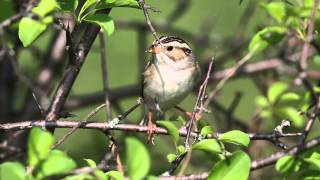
(1, 0), (291, 177)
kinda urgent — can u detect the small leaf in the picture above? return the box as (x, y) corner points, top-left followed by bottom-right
(278, 92), (300, 104)
(32, 0), (58, 17)
(208, 151), (251, 180)
(304, 152), (320, 169)
(219, 130), (250, 147)
(275, 155), (296, 173)
(0, 162), (25, 180)
(57, 0), (78, 11)
(28, 128), (54, 167)
(36, 150), (76, 179)
(19, 17), (47, 47)
(265, 2), (286, 22)
(177, 145), (186, 155)
(157, 121), (179, 145)
(84, 14), (115, 36)
(192, 139), (221, 154)
(125, 137), (150, 180)
(105, 171), (124, 180)
(200, 126), (213, 137)
(249, 26), (286, 54)
(255, 95), (269, 108)
(167, 154), (177, 163)
(84, 159), (96, 168)
(268, 82), (289, 103)
(97, 0), (140, 9)
(79, 0), (98, 19)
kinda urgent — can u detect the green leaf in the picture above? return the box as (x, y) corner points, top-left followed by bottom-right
(167, 153), (177, 163)
(249, 26), (286, 54)
(177, 145), (186, 155)
(32, 0), (58, 17)
(200, 126), (213, 137)
(19, 17), (47, 47)
(64, 174), (94, 180)
(105, 171), (124, 180)
(0, 162), (26, 180)
(84, 14), (115, 36)
(157, 121), (179, 145)
(255, 95), (269, 108)
(304, 152), (320, 169)
(36, 150), (76, 179)
(79, 0), (98, 19)
(28, 128), (54, 167)
(278, 107), (304, 127)
(219, 130), (250, 147)
(97, 0), (140, 9)
(276, 155), (297, 173)
(268, 82), (289, 103)
(84, 159), (106, 179)
(208, 151), (251, 180)
(265, 2), (286, 22)
(84, 159), (96, 168)
(57, 0), (78, 11)
(192, 139), (221, 154)
(278, 92), (300, 104)
(125, 137), (150, 180)
(298, 169), (320, 180)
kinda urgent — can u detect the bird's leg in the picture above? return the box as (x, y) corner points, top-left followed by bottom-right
(147, 111), (156, 143)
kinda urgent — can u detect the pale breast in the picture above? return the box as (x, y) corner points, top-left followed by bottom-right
(143, 63), (197, 111)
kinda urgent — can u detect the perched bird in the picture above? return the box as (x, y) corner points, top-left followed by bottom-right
(141, 36), (201, 139)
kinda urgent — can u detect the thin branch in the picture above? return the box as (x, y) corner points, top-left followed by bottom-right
(52, 104), (106, 149)
(138, 0), (160, 42)
(251, 135), (320, 170)
(204, 50), (254, 108)
(0, 120), (302, 142)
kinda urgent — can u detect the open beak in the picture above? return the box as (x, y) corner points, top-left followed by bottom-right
(147, 44), (162, 54)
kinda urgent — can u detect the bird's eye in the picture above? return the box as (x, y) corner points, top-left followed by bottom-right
(166, 46), (173, 51)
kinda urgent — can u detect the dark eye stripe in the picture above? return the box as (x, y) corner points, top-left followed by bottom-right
(182, 47), (192, 55)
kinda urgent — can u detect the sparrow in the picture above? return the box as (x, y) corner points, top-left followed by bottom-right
(141, 36), (201, 139)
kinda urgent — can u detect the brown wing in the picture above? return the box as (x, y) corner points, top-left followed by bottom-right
(140, 60), (152, 98)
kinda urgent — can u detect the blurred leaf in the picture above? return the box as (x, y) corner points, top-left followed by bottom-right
(64, 174), (94, 180)
(57, 0), (78, 11)
(97, 0), (140, 9)
(28, 128), (54, 167)
(0, 162), (25, 180)
(84, 159), (96, 168)
(192, 139), (221, 154)
(177, 145), (186, 155)
(79, 0), (98, 19)
(84, 14), (115, 36)
(260, 109), (272, 119)
(298, 169), (320, 180)
(278, 107), (304, 127)
(278, 92), (300, 104)
(32, 0), (58, 17)
(304, 152), (320, 169)
(167, 154), (177, 163)
(249, 26), (286, 54)
(219, 130), (250, 147)
(268, 82), (289, 103)
(255, 95), (269, 108)
(105, 171), (124, 180)
(19, 17), (47, 47)
(125, 137), (150, 180)
(312, 55), (320, 66)
(208, 151), (251, 180)
(276, 155), (298, 173)
(36, 150), (77, 179)
(157, 121), (179, 145)
(200, 126), (213, 137)
(266, 2), (286, 22)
